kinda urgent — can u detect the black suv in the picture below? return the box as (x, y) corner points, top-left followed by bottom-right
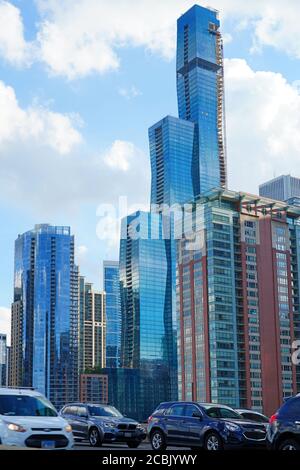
(60, 403), (146, 448)
(147, 402), (267, 451)
(268, 395), (300, 450)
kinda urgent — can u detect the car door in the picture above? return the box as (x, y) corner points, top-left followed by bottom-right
(184, 404), (204, 446)
(76, 406), (90, 439)
(62, 406), (82, 438)
(164, 404), (190, 445)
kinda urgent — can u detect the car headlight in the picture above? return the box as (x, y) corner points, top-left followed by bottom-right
(103, 422), (116, 428)
(6, 422), (27, 433)
(224, 422), (241, 433)
(65, 424), (73, 433)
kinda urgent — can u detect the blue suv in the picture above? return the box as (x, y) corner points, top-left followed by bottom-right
(267, 395), (300, 450)
(147, 402), (267, 451)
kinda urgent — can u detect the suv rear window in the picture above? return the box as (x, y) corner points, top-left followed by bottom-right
(0, 395), (57, 417)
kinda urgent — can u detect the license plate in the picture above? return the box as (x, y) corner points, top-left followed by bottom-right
(124, 432), (131, 437)
(41, 440), (55, 449)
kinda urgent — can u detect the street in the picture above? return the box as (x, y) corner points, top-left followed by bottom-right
(74, 442), (186, 451)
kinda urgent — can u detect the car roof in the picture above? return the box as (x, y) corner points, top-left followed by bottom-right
(235, 408), (264, 414)
(0, 387), (43, 398)
(157, 401), (235, 409)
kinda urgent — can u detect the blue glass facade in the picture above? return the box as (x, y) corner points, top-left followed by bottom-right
(119, 212), (177, 420)
(14, 224), (79, 409)
(177, 5), (226, 194)
(103, 261), (121, 368)
(149, 5), (226, 206)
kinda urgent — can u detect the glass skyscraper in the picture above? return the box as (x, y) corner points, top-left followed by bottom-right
(13, 224), (79, 408)
(103, 261), (121, 368)
(119, 212), (177, 420)
(149, 5), (226, 207)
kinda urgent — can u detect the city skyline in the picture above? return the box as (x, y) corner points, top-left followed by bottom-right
(1, 1), (300, 341)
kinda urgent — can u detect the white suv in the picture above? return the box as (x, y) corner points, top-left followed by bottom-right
(0, 387), (74, 449)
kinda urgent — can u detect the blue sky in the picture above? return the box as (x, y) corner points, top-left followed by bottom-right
(1, 0), (300, 339)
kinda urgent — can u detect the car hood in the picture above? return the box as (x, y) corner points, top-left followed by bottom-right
(0, 415), (68, 428)
(90, 416), (138, 425)
(220, 418), (266, 429)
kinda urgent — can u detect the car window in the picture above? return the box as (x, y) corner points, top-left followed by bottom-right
(203, 407), (220, 418)
(218, 408), (242, 419)
(185, 405), (202, 418)
(77, 406), (88, 417)
(87, 405), (122, 418)
(62, 406), (70, 415)
(283, 399), (300, 417)
(166, 405), (185, 417)
(69, 406), (78, 416)
(0, 395), (57, 417)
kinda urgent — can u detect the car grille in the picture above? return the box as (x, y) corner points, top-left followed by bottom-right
(25, 434), (69, 448)
(117, 423), (137, 430)
(243, 431), (266, 441)
(31, 428), (62, 432)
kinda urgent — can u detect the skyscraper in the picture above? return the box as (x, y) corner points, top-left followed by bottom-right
(259, 175), (300, 206)
(103, 261), (121, 368)
(149, 5), (226, 207)
(79, 276), (106, 373)
(120, 4), (227, 418)
(13, 224), (79, 408)
(176, 188), (300, 416)
(10, 300), (23, 387)
(0, 334), (7, 386)
(119, 212), (177, 420)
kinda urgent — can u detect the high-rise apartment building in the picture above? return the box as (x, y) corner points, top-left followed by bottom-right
(13, 224), (79, 408)
(103, 261), (121, 368)
(176, 189), (300, 416)
(79, 277), (106, 373)
(259, 175), (300, 206)
(149, 5), (226, 207)
(10, 300), (23, 387)
(119, 211), (177, 420)
(0, 334), (7, 386)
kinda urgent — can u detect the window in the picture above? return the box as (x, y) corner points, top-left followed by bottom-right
(185, 405), (202, 418)
(166, 404), (186, 417)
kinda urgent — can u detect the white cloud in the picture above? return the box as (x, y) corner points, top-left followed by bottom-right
(118, 85), (142, 100)
(0, 1), (299, 79)
(103, 140), (142, 172)
(0, 306), (10, 345)
(0, 80), (82, 154)
(225, 58), (300, 193)
(0, 0), (34, 66)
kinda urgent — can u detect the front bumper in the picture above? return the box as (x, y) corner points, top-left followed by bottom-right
(223, 431), (267, 449)
(103, 429), (146, 443)
(1, 430), (74, 449)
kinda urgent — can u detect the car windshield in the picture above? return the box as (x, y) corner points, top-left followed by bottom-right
(202, 405), (242, 420)
(88, 405), (122, 418)
(0, 395), (57, 417)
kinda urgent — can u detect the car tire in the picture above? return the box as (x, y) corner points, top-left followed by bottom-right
(127, 441), (141, 448)
(278, 439), (300, 450)
(89, 427), (102, 447)
(204, 432), (223, 451)
(150, 429), (167, 451)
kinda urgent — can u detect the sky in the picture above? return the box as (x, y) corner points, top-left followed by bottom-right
(1, 0), (300, 342)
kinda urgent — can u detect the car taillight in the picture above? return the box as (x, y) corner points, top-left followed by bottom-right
(269, 414), (278, 424)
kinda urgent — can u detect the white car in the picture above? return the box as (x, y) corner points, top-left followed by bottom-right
(0, 387), (74, 449)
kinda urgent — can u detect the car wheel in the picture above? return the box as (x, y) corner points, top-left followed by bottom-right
(127, 441), (141, 448)
(204, 432), (223, 451)
(279, 439), (300, 450)
(150, 430), (167, 451)
(89, 427), (102, 447)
